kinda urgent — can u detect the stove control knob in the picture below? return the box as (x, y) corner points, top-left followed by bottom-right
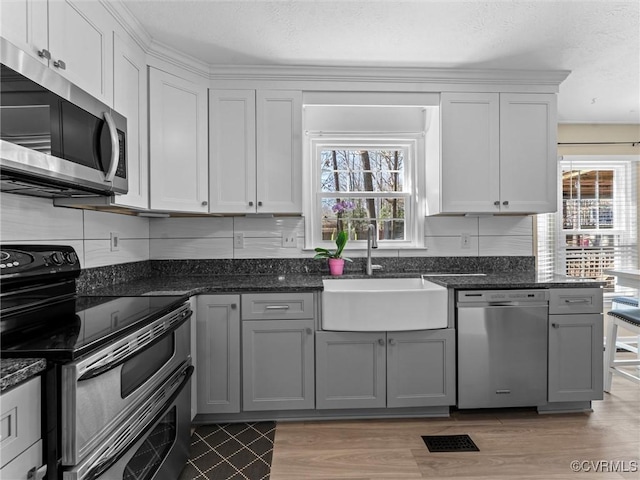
(50, 252), (65, 266)
(65, 252), (78, 265)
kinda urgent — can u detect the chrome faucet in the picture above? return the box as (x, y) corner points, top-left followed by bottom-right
(366, 223), (383, 276)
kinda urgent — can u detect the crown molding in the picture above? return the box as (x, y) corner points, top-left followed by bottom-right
(208, 64), (571, 87)
(100, 0), (151, 51)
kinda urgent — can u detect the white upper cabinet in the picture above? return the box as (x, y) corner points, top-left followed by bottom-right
(208, 90), (257, 213)
(1, 0), (114, 106)
(209, 89), (302, 214)
(435, 92), (557, 214)
(111, 33), (148, 209)
(149, 67), (209, 213)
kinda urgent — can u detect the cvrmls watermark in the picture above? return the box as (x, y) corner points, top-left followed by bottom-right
(570, 460), (638, 473)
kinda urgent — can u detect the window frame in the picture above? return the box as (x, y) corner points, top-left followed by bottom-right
(305, 134), (425, 250)
(537, 155), (638, 297)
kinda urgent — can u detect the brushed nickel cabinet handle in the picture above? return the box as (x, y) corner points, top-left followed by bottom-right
(378, 338), (385, 346)
(388, 338), (396, 345)
(502, 200), (509, 206)
(249, 201), (254, 206)
(38, 49), (51, 60)
(53, 59), (66, 70)
(494, 201), (500, 206)
(201, 200), (208, 206)
(306, 327), (312, 335)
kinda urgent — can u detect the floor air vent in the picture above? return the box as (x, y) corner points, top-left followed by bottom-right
(421, 434), (480, 452)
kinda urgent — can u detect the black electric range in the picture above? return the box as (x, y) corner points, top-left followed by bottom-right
(0, 245), (186, 360)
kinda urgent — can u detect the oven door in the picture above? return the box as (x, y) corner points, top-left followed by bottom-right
(61, 302), (191, 465)
(63, 363), (193, 480)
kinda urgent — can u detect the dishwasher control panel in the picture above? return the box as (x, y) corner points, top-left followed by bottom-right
(458, 289), (549, 304)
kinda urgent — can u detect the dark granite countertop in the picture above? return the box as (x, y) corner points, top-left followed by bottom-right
(85, 273), (324, 297)
(1, 358), (46, 392)
(85, 271), (603, 297)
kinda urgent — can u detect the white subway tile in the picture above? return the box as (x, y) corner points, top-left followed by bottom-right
(234, 216), (304, 237)
(424, 216), (479, 236)
(150, 238), (233, 259)
(84, 239), (150, 268)
(1, 193), (83, 241)
(424, 236), (479, 256)
(84, 210), (150, 239)
(149, 217), (233, 239)
(479, 216), (533, 236)
(479, 236), (533, 256)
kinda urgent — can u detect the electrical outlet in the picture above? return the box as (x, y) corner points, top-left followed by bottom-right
(110, 232), (120, 252)
(282, 232), (297, 248)
(234, 232), (244, 249)
(460, 233), (471, 249)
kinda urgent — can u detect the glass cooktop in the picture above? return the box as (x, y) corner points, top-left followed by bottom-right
(1, 295), (188, 361)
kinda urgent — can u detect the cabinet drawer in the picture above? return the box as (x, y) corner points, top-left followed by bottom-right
(242, 293), (314, 320)
(0, 377), (41, 468)
(549, 288), (603, 314)
(0, 440), (44, 480)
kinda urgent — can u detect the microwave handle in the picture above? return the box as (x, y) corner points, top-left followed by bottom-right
(103, 111), (120, 182)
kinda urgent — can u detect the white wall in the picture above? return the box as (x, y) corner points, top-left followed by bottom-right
(0, 194), (150, 268)
(1, 193), (532, 264)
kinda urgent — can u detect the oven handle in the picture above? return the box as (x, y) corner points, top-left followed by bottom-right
(78, 309), (192, 382)
(84, 365), (194, 480)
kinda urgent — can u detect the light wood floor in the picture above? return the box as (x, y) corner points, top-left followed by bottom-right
(270, 376), (639, 479)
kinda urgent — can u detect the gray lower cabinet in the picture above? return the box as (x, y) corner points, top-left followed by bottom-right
(242, 319), (315, 411)
(196, 295), (241, 414)
(548, 288), (604, 403)
(548, 314), (604, 402)
(316, 329), (456, 409)
(315, 332), (387, 409)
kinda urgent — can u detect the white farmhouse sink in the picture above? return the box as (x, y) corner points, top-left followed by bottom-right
(322, 278), (448, 331)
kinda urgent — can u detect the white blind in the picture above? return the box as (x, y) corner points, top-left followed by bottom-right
(537, 155), (638, 295)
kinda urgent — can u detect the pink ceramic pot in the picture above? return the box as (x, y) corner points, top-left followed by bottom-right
(328, 258), (345, 276)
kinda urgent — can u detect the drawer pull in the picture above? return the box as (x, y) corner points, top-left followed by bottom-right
(564, 298), (590, 304)
(265, 305), (290, 310)
(551, 323), (559, 328)
(378, 338), (385, 346)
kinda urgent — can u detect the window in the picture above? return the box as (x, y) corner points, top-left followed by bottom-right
(537, 156), (638, 296)
(303, 97), (437, 250)
(311, 138), (419, 247)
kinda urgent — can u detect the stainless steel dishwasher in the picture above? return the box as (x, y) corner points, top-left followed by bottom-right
(457, 289), (549, 409)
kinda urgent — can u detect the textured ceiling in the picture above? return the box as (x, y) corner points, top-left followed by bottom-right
(120, 0), (640, 123)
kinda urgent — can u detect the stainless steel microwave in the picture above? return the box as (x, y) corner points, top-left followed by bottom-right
(0, 38), (127, 197)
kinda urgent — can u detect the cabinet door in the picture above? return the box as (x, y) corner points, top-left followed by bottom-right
(149, 67), (209, 212)
(256, 90), (302, 214)
(48, 0), (113, 105)
(208, 90), (256, 214)
(196, 295), (241, 414)
(387, 329), (456, 408)
(0, 0), (48, 64)
(499, 93), (557, 213)
(440, 92), (500, 213)
(242, 319), (315, 411)
(315, 331), (386, 409)
(112, 32), (148, 209)
(548, 314), (604, 402)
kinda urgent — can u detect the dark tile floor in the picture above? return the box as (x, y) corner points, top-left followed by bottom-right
(179, 422), (276, 480)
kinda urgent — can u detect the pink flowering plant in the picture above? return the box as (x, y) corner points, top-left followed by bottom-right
(314, 200), (355, 262)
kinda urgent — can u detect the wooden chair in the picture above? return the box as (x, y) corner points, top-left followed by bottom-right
(604, 308), (640, 392)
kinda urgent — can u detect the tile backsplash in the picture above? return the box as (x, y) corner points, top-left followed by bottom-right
(1, 193), (533, 267)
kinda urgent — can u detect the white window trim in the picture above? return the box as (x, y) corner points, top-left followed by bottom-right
(303, 134), (425, 250)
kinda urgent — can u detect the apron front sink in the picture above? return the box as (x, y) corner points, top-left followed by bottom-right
(321, 278), (448, 331)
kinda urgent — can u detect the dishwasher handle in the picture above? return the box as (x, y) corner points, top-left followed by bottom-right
(457, 301), (549, 308)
